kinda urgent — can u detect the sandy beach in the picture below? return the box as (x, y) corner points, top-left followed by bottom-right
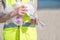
(37, 9), (60, 40)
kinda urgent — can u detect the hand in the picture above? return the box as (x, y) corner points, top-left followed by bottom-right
(9, 5), (27, 18)
(10, 8), (19, 17)
(17, 6), (27, 17)
(31, 17), (39, 25)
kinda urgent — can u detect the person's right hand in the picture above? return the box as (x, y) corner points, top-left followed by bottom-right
(10, 8), (18, 17)
(10, 5), (27, 18)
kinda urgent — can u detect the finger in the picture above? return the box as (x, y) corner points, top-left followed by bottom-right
(18, 13), (24, 16)
(22, 8), (27, 11)
(18, 11), (26, 16)
(21, 5), (27, 8)
(35, 18), (39, 24)
(32, 18), (38, 25)
(14, 8), (19, 13)
(19, 7), (27, 11)
(20, 11), (26, 14)
(30, 19), (36, 25)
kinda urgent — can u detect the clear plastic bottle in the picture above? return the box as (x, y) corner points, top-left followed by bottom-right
(12, 1), (23, 26)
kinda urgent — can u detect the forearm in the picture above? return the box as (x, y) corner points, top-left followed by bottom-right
(0, 13), (11, 23)
(0, 12), (16, 23)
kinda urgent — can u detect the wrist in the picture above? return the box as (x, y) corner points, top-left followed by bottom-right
(10, 11), (17, 18)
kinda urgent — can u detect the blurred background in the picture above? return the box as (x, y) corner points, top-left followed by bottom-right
(37, 0), (60, 40)
(38, 0), (60, 9)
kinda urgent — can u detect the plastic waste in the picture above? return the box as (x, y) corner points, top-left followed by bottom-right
(3, 1), (34, 26)
(3, 0), (46, 27)
(12, 1), (23, 26)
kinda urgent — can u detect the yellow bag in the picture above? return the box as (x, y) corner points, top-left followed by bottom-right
(20, 26), (37, 40)
(6, 0), (16, 6)
(3, 27), (18, 40)
(3, 26), (37, 40)
(22, 0), (30, 4)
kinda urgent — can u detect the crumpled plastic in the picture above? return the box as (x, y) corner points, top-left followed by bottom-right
(3, 1), (34, 26)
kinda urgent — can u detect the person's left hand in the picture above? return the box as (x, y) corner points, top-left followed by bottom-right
(30, 17), (39, 25)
